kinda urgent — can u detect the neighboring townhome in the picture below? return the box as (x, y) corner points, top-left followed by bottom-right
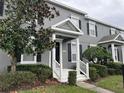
(0, 0), (124, 82)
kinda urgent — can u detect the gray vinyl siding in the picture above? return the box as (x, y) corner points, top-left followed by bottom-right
(80, 18), (122, 54)
(44, 3), (86, 69)
(41, 51), (50, 66)
(0, 49), (11, 73)
(0, 1), (124, 72)
(62, 41), (76, 69)
(44, 3), (84, 30)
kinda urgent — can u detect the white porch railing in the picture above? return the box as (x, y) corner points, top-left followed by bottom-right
(80, 60), (89, 78)
(53, 60), (61, 79)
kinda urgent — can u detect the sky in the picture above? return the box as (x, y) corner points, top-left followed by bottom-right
(56, 0), (124, 29)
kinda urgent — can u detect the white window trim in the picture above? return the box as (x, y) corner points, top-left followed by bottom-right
(110, 28), (116, 35)
(114, 47), (119, 62)
(71, 41), (77, 63)
(90, 44), (97, 47)
(71, 15), (80, 20)
(20, 53), (42, 64)
(70, 14), (80, 28)
(120, 32), (124, 39)
(88, 44), (97, 48)
(89, 21), (96, 37)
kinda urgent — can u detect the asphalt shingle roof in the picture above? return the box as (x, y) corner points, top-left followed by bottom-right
(99, 34), (119, 42)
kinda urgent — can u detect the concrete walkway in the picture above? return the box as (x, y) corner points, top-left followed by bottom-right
(77, 82), (115, 93)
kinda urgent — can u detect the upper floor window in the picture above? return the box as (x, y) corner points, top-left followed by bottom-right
(87, 21), (97, 37)
(120, 31), (124, 39)
(70, 15), (81, 29)
(0, 0), (4, 16)
(110, 28), (116, 35)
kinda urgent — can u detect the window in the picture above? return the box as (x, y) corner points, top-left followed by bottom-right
(80, 44), (83, 61)
(110, 28), (116, 35)
(37, 53), (42, 62)
(68, 42), (77, 63)
(88, 21), (97, 37)
(23, 54), (34, 61)
(120, 31), (124, 38)
(71, 43), (77, 62)
(0, 0), (4, 16)
(114, 47), (119, 61)
(70, 15), (81, 29)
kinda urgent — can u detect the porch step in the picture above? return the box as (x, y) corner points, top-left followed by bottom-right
(77, 74), (89, 81)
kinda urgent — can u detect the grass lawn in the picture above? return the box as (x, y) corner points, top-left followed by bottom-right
(19, 85), (96, 93)
(96, 75), (124, 93)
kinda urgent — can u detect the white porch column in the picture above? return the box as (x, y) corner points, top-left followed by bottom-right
(34, 54), (37, 63)
(21, 55), (24, 63)
(60, 40), (63, 81)
(60, 41), (63, 69)
(52, 34), (56, 77)
(76, 38), (80, 78)
(111, 43), (116, 62)
(49, 51), (52, 67)
(121, 45), (124, 64)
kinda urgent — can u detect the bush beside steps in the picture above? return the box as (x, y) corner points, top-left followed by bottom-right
(68, 71), (76, 86)
(89, 67), (99, 81)
(89, 63), (122, 81)
(90, 64), (108, 77)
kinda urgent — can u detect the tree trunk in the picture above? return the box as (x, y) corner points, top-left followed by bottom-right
(11, 55), (17, 73)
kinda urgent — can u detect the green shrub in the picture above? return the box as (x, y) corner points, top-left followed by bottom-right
(68, 71), (76, 86)
(106, 62), (122, 69)
(90, 64), (108, 77)
(89, 67), (99, 81)
(107, 68), (116, 75)
(0, 71), (36, 91)
(8, 64), (52, 83)
(34, 67), (52, 83)
(105, 62), (122, 75)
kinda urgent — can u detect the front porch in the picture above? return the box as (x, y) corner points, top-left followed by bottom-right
(98, 34), (124, 63)
(51, 18), (89, 82)
(51, 33), (89, 82)
(19, 18), (89, 82)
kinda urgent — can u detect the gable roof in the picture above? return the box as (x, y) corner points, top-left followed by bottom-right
(85, 16), (124, 31)
(98, 34), (124, 44)
(51, 18), (83, 36)
(47, 0), (124, 31)
(47, 0), (87, 15)
(56, 21), (79, 32)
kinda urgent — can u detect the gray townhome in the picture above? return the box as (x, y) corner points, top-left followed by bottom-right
(0, 0), (124, 82)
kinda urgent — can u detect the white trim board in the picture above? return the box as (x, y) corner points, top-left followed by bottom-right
(52, 18), (83, 32)
(51, 18), (83, 36)
(98, 34), (124, 44)
(52, 27), (83, 36)
(98, 40), (124, 44)
(47, 0), (87, 15)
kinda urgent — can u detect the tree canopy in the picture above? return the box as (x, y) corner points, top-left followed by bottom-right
(0, 0), (59, 72)
(83, 46), (112, 64)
